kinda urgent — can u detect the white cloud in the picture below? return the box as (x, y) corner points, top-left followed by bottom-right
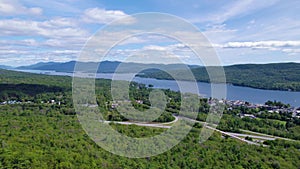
(0, 39), (38, 46)
(194, 0), (279, 24)
(52, 50), (80, 55)
(0, 47), (80, 66)
(240, 18), (300, 41)
(0, 0), (42, 15)
(0, 19), (89, 39)
(82, 8), (135, 24)
(44, 38), (86, 49)
(0, 15), (88, 66)
(203, 24), (237, 43)
(1, 0), (298, 66)
(0, 49), (29, 55)
(104, 43), (195, 64)
(45, 18), (78, 27)
(215, 40), (300, 56)
(281, 48), (300, 54)
(212, 0), (256, 23)
(221, 41), (300, 48)
(118, 34), (180, 46)
(118, 37), (146, 45)
(143, 45), (167, 51)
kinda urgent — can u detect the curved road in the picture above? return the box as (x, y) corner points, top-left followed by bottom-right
(102, 116), (178, 129)
(101, 115), (297, 146)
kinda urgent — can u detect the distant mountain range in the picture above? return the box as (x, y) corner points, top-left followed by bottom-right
(16, 61), (200, 73)
(0, 65), (13, 69)
(1, 61), (300, 91)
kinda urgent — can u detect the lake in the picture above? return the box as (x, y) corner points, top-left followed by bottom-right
(15, 69), (300, 107)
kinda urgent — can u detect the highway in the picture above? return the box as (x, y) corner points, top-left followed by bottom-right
(225, 132), (276, 141)
(100, 115), (297, 146)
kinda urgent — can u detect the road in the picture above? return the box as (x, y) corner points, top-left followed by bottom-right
(239, 129), (297, 142)
(101, 115), (178, 129)
(108, 121), (172, 129)
(226, 132), (276, 141)
(101, 115), (296, 146)
(205, 125), (263, 146)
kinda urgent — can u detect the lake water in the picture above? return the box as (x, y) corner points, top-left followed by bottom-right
(15, 69), (300, 107)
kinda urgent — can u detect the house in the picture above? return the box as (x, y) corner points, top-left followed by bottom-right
(111, 103), (118, 109)
(1, 101), (7, 105)
(239, 113), (256, 119)
(8, 100), (17, 104)
(136, 100), (143, 104)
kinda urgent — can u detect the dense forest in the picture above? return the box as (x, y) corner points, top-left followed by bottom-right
(138, 62), (300, 91)
(1, 104), (300, 168)
(0, 69), (300, 168)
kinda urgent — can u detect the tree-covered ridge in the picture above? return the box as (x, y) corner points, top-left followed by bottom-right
(1, 69), (299, 137)
(138, 62), (300, 91)
(0, 68), (300, 168)
(0, 68), (72, 88)
(16, 61), (199, 73)
(1, 104), (300, 169)
(0, 69), (175, 123)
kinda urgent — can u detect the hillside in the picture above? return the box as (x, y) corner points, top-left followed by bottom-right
(13, 61), (300, 91)
(0, 69), (299, 168)
(138, 62), (300, 91)
(0, 65), (13, 69)
(16, 61), (200, 73)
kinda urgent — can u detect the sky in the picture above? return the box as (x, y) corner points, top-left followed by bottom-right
(0, 0), (300, 66)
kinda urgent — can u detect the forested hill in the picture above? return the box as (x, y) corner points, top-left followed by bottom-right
(0, 68), (71, 88)
(11, 61), (300, 91)
(16, 61), (199, 73)
(138, 62), (300, 91)
(0, 65), (13, 69)
(1, 68), (300, 168)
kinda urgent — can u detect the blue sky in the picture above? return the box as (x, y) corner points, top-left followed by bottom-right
(0, 0), (299, 66)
